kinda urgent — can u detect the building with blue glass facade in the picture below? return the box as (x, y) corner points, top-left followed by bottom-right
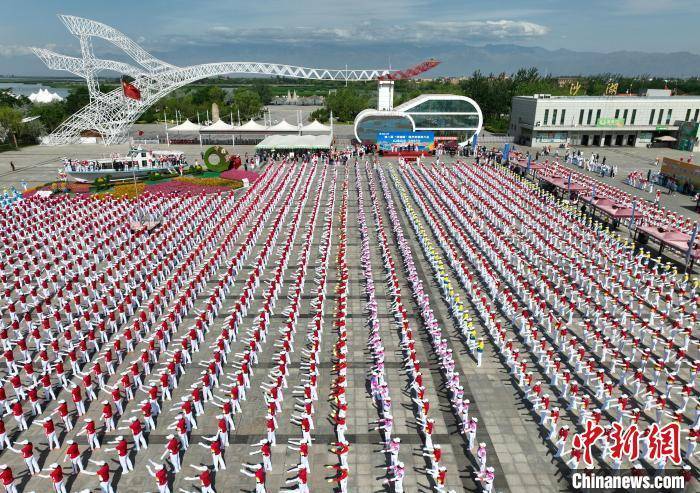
(353, 94), (483, 145)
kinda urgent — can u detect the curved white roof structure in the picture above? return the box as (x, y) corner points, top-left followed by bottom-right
(354, 94), (483, 145)
(200, 119), (235, 132)
(301, 120), (331, 134)
(235, 119), (268, 131)
(268, 119), (299, 132)
(28, 88), (64, 103)
(257, 134), (332, 150)
(167, 119), (201, 132)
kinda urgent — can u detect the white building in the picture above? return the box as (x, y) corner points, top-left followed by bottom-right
(508, 91), (700, 148)
(354, 93), (483, 145)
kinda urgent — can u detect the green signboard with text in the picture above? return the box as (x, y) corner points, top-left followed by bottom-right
(595, 117), (625, 127)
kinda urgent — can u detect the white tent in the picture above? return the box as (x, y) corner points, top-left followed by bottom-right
(268, 119), (299, 132)
(256, 134), (332, 150)
(200, 119), (235, 132)
(168, 119), (201, 132)
(28, 88), (64, 104)
(301, 120), (331, 134)
(235, 119), (268, 132)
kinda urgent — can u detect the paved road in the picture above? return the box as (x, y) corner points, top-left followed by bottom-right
(0, 161), (580, 493)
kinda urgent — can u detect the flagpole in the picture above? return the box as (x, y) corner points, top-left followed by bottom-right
(629, 199), (637, 232)
(164, 110), (170, 147)
(685, 222), (699, 272)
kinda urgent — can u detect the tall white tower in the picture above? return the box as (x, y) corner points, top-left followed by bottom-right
(377, 80), (395, 111)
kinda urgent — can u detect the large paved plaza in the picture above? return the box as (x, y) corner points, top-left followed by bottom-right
(1, 141), (698, 216)
(0, 153), (697, 493)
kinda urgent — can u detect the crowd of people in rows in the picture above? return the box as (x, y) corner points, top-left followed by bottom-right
(392, 155), (697, 475)
(0, 144), (697, 493)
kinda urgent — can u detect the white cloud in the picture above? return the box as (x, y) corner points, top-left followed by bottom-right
(199, 19), (549, 46)
(414, 20), (550, 40)
(617, 0), (694, 14)
(0, 43), (57, 58)
(0, 45), (33, 57)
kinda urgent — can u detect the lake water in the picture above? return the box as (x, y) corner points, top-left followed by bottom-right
(0, 82), (70, 98)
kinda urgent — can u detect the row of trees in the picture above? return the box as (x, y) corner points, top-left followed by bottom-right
(3, 69), (700, 147)
(0, 83), (264, 147)
(308, 68), (575, 128)
(310, 88), (374, 123)
(0, 88), (69, 148)
(140, 85), (265, 124)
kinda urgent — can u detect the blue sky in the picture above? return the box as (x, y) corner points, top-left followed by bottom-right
(1, 0), (698, 75)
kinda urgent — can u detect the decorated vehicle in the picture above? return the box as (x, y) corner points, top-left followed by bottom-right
(63, 148), (187, 183)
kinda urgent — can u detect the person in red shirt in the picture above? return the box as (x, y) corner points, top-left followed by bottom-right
(199, 438), (225, 471)
(10, 401), (27, 431)
(101, 400), (115, 431)
(146, 463), (170, 493)
(0, 420), (11, 451)
(34, 416), (60, 450)
(240, 463), (266, 493)
(104, 436), (133, 474)
(185, 465), (216, 493)
(285, 464), (309, 493)
(127, 417), (148, 451)
(64, 439), (84, 473)
(37, 463), (66, 493)
(160, 434), (181, 473)
(326, 464), (349, 492)
(0, 464), (16, 493)
(249, 439), (272, 471)
(82, 459), (113, 493)
(76, 418), (100, 450)
(7, 439), (39, 475)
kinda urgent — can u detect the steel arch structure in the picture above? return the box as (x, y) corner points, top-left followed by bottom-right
(32, 15), (399, 145)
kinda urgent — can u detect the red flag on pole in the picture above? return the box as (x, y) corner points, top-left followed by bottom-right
(122, 79), (141, 100)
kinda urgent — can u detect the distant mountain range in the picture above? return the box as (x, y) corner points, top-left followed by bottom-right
(2, 42), (699, 78)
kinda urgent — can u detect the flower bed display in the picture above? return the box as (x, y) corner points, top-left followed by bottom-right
(220, 168), (259, 182)
(95, 182), (145, 199)
(173, 176), (243, 189)
(146, 181), (231, 195)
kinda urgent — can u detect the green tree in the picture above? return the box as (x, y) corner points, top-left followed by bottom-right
(17, 119), (45, 144)
(231, 89), (262, 121)
(64, 86), (90, 115)
(0, 107), (23, 147)
(324, 88), (371, 123)
(309, 107), (330, 123)
(29, 102), (67, 132)
(208, 86), (226, 104)
(252, 81), (273, 104)
(0, 89), (29, 108)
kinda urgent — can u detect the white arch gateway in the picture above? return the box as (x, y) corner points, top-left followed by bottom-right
(32, 15), (400, 145)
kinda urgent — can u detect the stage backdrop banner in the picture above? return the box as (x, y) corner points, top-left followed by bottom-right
(661, 157), (700, 188)
(377, 132), (435, 152)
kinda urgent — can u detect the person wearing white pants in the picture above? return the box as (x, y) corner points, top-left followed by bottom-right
(105, 437), (133, 474)
(185, 465), (216, 493)
(7, 441), (39, 475)
(83, 460), (114, 493)
(0, 464), (17, 493)
(146, 463), (170, 493)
